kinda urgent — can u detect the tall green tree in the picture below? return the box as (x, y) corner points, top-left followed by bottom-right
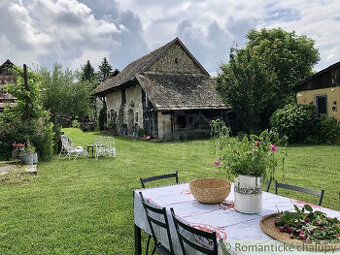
(98, 57), (112, 82)
(216, 28), (320, 132)
(246, 28), (320, 109)
(81, 60), (96, 83)
(40, 64), (92, 121)
(216, 48), (276, 132)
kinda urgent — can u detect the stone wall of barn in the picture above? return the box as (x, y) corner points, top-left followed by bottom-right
(148, 43), (204, 75)
(106, 84), (144, 135)
(124, 85), (144, 133)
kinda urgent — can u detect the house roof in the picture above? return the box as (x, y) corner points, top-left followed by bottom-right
(136, 72), (229, 111)
(92, 37), (209, 96)
(0, 59), (16, 101)
(292, 61), (340, 92)
(0, 59), (14, 71)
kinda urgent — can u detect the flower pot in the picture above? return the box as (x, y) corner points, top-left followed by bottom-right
(234, 175), (262, 214)
(20, 153), (34, 165)
(33, 153), (38, 164)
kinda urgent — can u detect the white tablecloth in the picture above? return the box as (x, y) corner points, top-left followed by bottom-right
(134, 183), (340, 255)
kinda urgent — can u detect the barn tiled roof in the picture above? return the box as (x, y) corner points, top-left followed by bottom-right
(92, 37), (210, 96)
(92, 38), (177, 96)
(136, 72), (229, 111)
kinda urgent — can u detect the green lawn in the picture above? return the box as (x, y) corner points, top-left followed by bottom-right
(0, 128), (339, 254)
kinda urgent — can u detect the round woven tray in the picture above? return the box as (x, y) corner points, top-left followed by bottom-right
(260, 213), (340, 249)
(189, 178), (231, 204)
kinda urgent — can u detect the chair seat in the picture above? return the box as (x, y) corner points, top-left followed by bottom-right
(156, 243), (172, 255)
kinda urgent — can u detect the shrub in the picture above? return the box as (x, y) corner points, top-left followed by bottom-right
(270, 103), (318, 143)
(318, 116), (340, 144)
(0, 113), (55, 161)
(72, 119), (80, 128)
(137, 128), (144, 138)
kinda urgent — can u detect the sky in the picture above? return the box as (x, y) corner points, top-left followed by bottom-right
(0, 0), (339, 75)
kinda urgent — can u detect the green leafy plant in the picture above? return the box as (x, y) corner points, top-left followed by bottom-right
(275, 205), (340, 244)
(72, 120), (80, 128)
(270, 103), (318, 143)
(211, 120), (286, 181)
(318, 116), (340, 144)
(25, 139), (35, 154)
(137, 128), (144, 138)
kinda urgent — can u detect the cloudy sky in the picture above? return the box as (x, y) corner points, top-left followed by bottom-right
(0, 0), (339, 74)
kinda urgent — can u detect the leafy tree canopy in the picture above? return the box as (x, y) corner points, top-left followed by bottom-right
(40, 63), (92, 120)
(216, 28), (320, 132)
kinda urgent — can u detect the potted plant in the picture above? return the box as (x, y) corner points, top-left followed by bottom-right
(21, 140), (35, 165)
(212, 121), (285, 214)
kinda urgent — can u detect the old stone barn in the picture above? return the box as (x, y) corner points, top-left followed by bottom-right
(92, 38), (229, 140)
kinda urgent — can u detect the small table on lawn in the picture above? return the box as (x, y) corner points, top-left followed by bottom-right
(134, 183), (340, 255)
(86, 145), (95, 158)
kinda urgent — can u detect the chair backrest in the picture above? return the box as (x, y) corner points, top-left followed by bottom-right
(170, 208), (218, 255)
(275, 181), (325, 206)
(60, 135), (75, 152)
(140, 172), (178, 188)
(266, 179), (272, 192)
(139, 192), (174, 254)
(95, 136), (115, 148)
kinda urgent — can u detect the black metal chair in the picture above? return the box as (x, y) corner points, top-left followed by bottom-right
(140, 172), (178, 188)
(170, 208), (218, 255)
(140, 192), (174, 255)
(140, 172), (178, 254)
(275, 181), (325, 206)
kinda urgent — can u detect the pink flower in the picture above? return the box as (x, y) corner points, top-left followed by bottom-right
(270, 144), (277, 153)
(299, 233), (306, 240)
(286, 226), (292, 232)
(255, 141), (261, 147)
(217, 156), (222, 160)
(304, 219), (310, 224)
(316, 220), (321, 225)
(213, 161), (220, 167)
(279, 227), (285, 232)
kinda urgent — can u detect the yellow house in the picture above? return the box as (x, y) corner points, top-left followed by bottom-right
(293, 61), (340, 121)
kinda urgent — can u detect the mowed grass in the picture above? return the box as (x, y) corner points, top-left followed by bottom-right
(0, 128), (339, 254)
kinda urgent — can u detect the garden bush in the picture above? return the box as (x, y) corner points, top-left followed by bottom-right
(72, 119), (80, 128)
(270, 103), (318, 143)
(318, 116), (340, 144)
(271, 103), (340, 144)
(0, 66), (55, 161)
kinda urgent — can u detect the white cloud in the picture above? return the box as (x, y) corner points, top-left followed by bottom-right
(0, 0), (339, 74)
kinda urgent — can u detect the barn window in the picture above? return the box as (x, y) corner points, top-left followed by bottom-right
(316, 95), (328, 116)
(177, 115), (186, 128)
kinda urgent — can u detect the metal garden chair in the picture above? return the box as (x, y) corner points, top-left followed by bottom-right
(59, 135), (87, 160)
(94, 136), (117, 161)
(140, 192), (174, 255)
(140, 172), (178, 188)
(170, 208), (218, 255)
(275, 181), (325, 206)
(139, 172), (178, 254)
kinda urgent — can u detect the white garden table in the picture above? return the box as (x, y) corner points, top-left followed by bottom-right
(134, 183), (340, 255)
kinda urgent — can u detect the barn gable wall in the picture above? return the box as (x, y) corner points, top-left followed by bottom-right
(147, 43), (204, 75)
